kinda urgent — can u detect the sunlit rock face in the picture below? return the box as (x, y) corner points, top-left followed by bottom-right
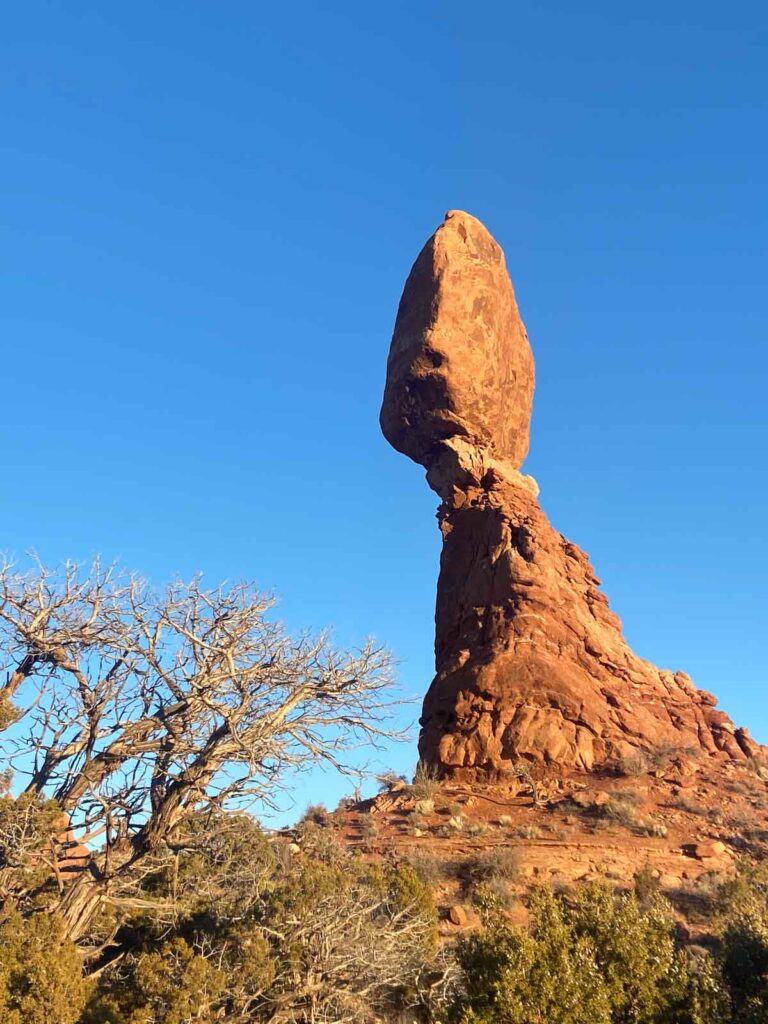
(382, 210), (763, 777)
(380, 209), (534, 478)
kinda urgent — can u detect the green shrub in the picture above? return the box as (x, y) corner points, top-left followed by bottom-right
(472, 877), (516, 911)
(0, 911), (87, 1024)
(566, 884), (690, 1022)
(449, 883), (715, 1024)
(299, 802), (330, 826)
(84, 938), (227, 1024)
(359, 811), (378, 838)
(633, 863), (662, 905)
(0, 695), (20, 732)
(0, 792), (61, 871)
(717, 862), (768, 1022)
(450, 888), (611, 1023)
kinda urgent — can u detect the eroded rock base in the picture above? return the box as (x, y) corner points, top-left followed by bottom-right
(420, 466), (762, 776)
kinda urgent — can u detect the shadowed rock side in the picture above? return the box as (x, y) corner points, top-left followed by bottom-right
(382, 210), (764, 778)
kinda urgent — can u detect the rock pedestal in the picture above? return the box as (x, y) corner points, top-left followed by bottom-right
(381, 210), (763, 777)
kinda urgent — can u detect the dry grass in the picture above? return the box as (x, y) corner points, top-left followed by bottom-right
(514, 824), (542, 840)
(412, 760), (441, 801)
(674, 794), (708, 816)
(595, 794), (666, 836)
(606, 798), (638, 831)
(465, 846), (521, 885)
(648, 743), (698, 770)
(616, 752), (649, 777)
(614, 788), (645, 806)
(406, 852), (450, 886)
(727, 806), (758, 831)
(635, 819), (668, 838)
(359, 812), (377, 838)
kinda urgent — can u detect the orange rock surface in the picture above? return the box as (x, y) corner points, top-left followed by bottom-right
(381, 210), (765, 777)
(381, 209), (534, 473)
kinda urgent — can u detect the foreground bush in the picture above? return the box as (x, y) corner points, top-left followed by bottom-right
(449, 883), (729, 1024)
(0, 812), (766, 1022)
(83, 812), (439, 1023)
(718, 861), (768, 1023)
(0, 560), (765, 1022)
(0, 911), (88, 1024)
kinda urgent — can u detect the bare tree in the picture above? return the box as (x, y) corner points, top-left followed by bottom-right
(251, 881), (439, 1024)
(81, 808), (450, 1023)
(0, 558), (400, 942)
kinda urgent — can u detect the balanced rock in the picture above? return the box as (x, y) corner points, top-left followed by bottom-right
(382, 210), (765, 777)
(381, 209), (535, 478)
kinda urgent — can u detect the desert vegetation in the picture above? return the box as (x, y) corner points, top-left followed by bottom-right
(0, 560), (443, 1022)
(1, 559), (767, 1022)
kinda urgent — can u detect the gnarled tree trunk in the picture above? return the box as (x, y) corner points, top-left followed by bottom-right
(56, 870), (107, 942)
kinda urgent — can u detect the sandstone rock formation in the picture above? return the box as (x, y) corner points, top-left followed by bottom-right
(381, 209), (534, 474)
(382, 210), (764, 777)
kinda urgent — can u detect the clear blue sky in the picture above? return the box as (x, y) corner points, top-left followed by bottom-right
(2, 2), (766, 819)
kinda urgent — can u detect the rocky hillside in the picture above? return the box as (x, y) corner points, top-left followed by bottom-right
(326, 752), (768, 940)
